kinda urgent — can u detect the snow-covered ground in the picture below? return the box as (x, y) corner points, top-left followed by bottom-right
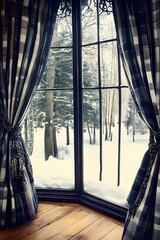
(30, 126), (149, 207)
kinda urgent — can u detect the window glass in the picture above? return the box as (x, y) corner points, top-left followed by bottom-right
(39, 47), (73, 89)
(83, 88), (149, 205)
(22, 4), (75, 190)
(82, 1), (97, 45)
(22, 1), (149, 207)
(83, 89), (120, 204)
(100, 41), (118, 87)
(83, 89), (100, 185)
(81, 3), (149, 206)
(120, 89), (149, 195)
(99, 11), (116, 41)
(82, 45), (98, 88)
(51, 12), (72, 47)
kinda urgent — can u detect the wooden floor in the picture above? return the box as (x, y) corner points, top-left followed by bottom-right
(0, 202), (124, 240)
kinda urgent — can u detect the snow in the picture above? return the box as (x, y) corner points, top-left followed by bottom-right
(30, 126), (149, 207)
(31, 128), (75, 190)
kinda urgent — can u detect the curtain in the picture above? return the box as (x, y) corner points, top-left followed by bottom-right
(113, 0), (160, 239)
(0, 0), (60, 229)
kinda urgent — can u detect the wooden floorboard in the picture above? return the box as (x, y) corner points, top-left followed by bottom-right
(0, 202), (124, 240)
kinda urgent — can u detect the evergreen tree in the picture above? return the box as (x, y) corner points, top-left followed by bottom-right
(43, 19), (73, 160)
(124, 95), (148, 141)
(25, 17), (73, 160)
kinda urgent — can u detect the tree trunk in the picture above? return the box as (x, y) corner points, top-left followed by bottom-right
(53, 126), (58, 156)
(104, 95), (109, 141)
(45, 124), (58, 160)
(104, 116), (108, 141)
(66, 125), (70, 145)
(87, 125), (92, 144)
(105, 124), (108, 140)
(44, 24), (58, 160)
(93, 125), (96, 144)
(132, 125), (135, 142)
(109, 123), (112, 141)
(45, 81), (55, 160)
(132, 107), (136, 142)
(45, 123), (53, 160)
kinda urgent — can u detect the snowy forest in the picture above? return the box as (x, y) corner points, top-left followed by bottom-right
(22, 2), (149, 205)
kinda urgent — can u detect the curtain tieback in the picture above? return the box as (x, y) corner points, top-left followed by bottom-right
(149, 129), (160, 148)
(0, 102), (26, 182)
(0, 102), (21, 137)
(128, 130), (160, 218)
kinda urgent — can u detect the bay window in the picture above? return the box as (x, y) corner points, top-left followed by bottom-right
(23, 0), (149, 221)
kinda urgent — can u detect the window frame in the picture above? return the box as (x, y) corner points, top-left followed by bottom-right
(36, 0), (127, 222)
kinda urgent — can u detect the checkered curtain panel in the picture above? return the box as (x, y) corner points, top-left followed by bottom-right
(0, 0), (60, 228)
(113, 0), (160, 239)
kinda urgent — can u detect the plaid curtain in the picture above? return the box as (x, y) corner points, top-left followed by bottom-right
(0, 0), (60, 228)
(113, 0), (160, 239)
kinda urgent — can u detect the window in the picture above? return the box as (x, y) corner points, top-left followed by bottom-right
(22, 0), (149, 220)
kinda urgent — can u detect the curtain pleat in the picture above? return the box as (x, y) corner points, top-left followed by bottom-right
(113, 0), (160, 239)
(0, 0), (60, 228)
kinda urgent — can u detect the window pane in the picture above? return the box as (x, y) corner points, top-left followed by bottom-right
(82, 1), (97, 45)
(83, 87), (149, 205)
(22, 90), (75, 189)
(82, 45), (98, 88)
(99, 11), (116, 41)
(38, 47), (73, 89)
(120, 89), (149, 195)
(100, 42), (118, 87)
(83, 89), (100, 186)
(51, 10), (72, 47)
(120, 58), (128, 86)
(22, 3), (75, 192)
(83, 89), (123, 204)
(101, 89), (120, 200)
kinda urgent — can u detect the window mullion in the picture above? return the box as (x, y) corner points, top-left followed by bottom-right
(117, 43), (122, 186)
(96, 0), (103, 181)
(72, 0), (83, 193)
